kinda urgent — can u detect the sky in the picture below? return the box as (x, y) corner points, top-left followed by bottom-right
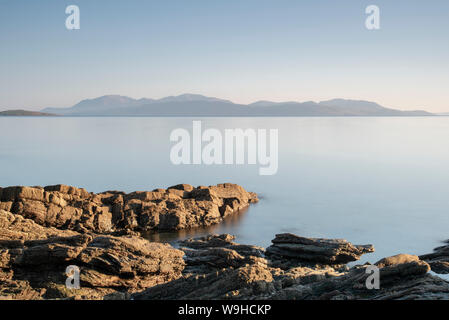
(0, 0), (448, 112)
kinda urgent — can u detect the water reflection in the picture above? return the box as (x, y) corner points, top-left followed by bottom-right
(141, 206), (250, 244)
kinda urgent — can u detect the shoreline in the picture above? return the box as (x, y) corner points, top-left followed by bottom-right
(1, 183), (449, 300)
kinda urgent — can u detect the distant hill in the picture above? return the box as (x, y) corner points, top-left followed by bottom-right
(0, 110), (57, 116)
(38, 94), (434, 117)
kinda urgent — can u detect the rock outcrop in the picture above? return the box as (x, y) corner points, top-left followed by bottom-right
(0, 183), (258, 233)
(0, 209), (185, 300)
(265, 233), (374, 268)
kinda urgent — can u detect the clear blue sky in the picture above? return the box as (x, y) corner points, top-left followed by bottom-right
(0, 0), (448, 111)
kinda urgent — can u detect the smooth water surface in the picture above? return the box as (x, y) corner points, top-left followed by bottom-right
(1, 116), (449, 263)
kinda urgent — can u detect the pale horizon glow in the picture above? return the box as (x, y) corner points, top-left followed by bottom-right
(1, 0), (448, 112)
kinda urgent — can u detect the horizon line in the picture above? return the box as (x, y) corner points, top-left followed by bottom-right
(3, 93), (435, 113)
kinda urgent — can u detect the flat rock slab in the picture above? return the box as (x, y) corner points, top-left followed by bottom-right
(266, 233), (374, 266)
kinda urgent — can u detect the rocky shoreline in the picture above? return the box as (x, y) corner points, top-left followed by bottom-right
(1, 183), (449, 300)
(0, 183), (258, 233)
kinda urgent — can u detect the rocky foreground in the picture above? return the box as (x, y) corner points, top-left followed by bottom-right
(133, 234), (449, 300)
(1, 184), (449, 300)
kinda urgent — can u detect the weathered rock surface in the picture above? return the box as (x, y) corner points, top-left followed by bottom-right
(265, 233), (374, 268)
(132, 233), (367, 300)
(375, 253), (421, 268)
(133, 234), (449, 300)
(178, 234), (266, 274)
(420, 241), (449, 274)
(269, 255), (445, 300)
(0, 209), (185, 300)
(0, 183), (258, 233)
(132, 264), (276, 300)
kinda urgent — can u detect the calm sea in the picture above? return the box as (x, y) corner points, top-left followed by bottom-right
(2, 116), (449, 264)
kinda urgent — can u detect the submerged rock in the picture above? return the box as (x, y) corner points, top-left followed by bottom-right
(0, 183), (258, 233)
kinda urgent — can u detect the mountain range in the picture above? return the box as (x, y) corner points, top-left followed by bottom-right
(5, 94), (435, 117)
